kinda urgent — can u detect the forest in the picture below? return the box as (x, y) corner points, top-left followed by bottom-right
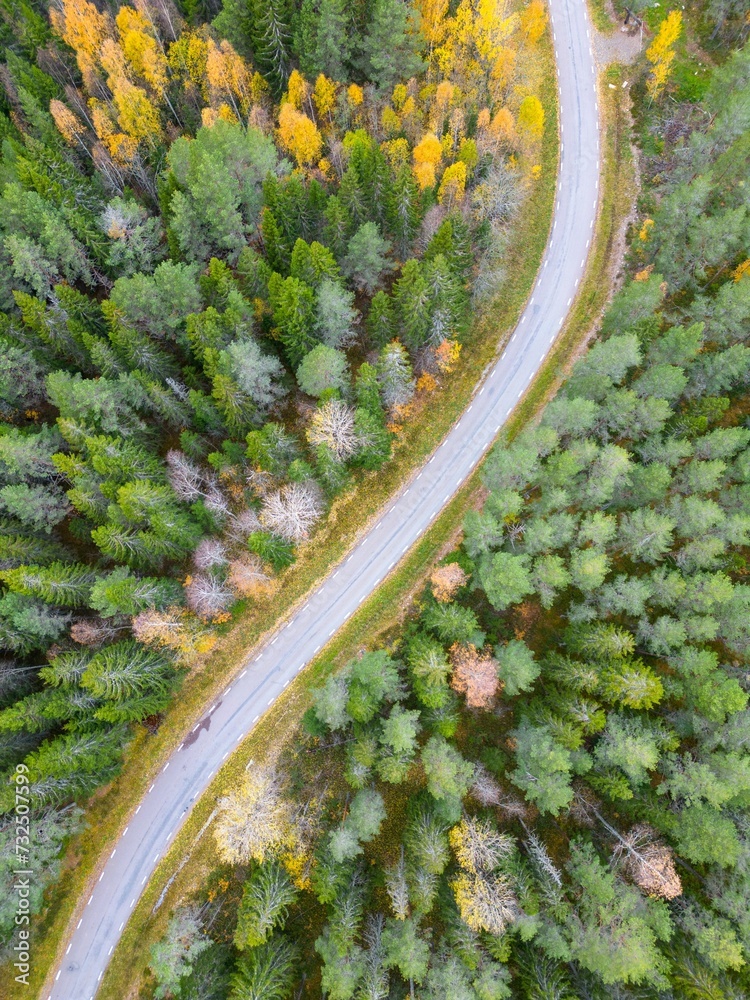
(136, 10), (750, 1000)
(0, 0), (551, 949)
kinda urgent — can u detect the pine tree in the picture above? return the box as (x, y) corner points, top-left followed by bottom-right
(234, 863), (298, 950)
(250, 0), (292, 91)
(268, 273), (318, 366)
(0, 562), (98, 608)
(393, 259), (431, 352)
(361, 0), (425, 92)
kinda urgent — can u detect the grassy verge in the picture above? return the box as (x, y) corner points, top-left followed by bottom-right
(93, 58), (636, 1000)
(21, 37), (559, 1000)
(589, 0), (616, 33)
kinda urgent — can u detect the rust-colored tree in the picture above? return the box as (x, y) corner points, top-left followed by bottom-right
(614, 823), (682, 900)
(449, 642), (499, 708)
(227, 553), (274, 597)
(430, 562), (468, 602)
(132, 605), (217, 660)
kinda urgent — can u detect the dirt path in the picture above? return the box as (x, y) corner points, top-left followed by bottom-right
(594, 12), (643, 67)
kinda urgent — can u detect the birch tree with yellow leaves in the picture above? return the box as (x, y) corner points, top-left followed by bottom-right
(646, 10), (683, 100)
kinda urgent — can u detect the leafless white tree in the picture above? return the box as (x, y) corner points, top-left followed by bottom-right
(495, 791), (530, 821)
(470, 763), (503, 807)
(525, 832), (563, 888)
(166, 450), (230, 519)
(0, 660), (38, 701)
(385, 847), (410, 920)
(203, 483), (231, 521)
(246, 467), (274, 498)
(260, 482), (323, 542)
(360, 913), (389, 1000)
(166, 450), (206, 501)
(185, 573), (233, 618)
(192, 538), (228, 572)
(225, 507), (262, 544)
(307, 399), (361, 462)
(417, 203), (448, 254)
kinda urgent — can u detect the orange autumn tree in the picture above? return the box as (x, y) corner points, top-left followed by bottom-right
(50, 0), (111, 90)
(431, 562), (469, 602)
(49, 99), (90, 157)
(450, 643), (500, 708)
(205, 38), (254, 119)
(434, 338), (462, 373)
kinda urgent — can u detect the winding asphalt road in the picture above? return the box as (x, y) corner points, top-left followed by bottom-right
(47, 0), (600, 995)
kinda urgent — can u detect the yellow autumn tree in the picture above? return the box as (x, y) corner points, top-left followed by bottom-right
(418, 0), (450, 46)
(392, 83), (408, 110)
(285, 68), (308, 110)
(474, 0), (519, 66)
(89, 99), (138, 166)
(168, 30), (209, 99)
(100, 33), (130, 84)
(450, 817), (518, 935)
(313, 74), (337, 119)
(382, 137), (411, 170)
(413, 131), (443, 189)
(132, 606), (217, 661)
(490, 45), (516, 100)
(381, 105), (401, 136)
(214, 766), (297, 865)
(206, 38), (253, 119)
(116, 6), (169, 100)
(437, 160), (467, 206)
(116, 83), (162, 144)
(347, 83), (364, 108)
(201, 102), (238, 127)
(431, 0), (523, 105)
(520, 0), (548, 44)
(646, 10), (682, 100)
(278, 102), (323, 167)
(435, 79), (455, 111)
(518, 94), (544, 142)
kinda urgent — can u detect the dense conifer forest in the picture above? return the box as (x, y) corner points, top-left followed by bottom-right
(135, 8), (750, 999)
(0, 0), (549, 947)
(2, 0), (750, 994)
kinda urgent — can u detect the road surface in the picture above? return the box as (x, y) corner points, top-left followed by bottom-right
(47, 0), (600, 995)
